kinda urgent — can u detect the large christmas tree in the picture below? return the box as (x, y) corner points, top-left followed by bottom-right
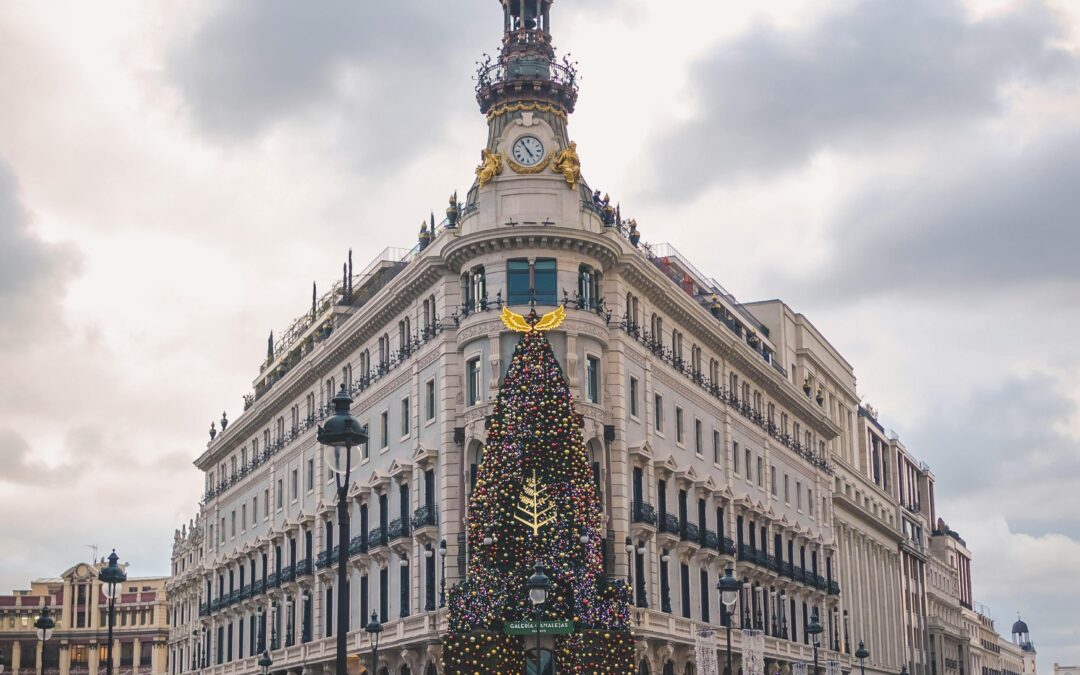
(442, 307), (635, 674)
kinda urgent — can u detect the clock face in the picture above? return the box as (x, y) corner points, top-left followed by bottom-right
(511, 135), (545, 166)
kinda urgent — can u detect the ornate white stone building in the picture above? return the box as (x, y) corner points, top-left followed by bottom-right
(164, 2), (1033, 675)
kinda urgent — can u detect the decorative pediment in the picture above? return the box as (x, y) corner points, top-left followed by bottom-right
(628, 442), (653, 465)
(412, 445), (437, 467)
(674, 465), (698, 486)
(694, 475), (718, 494)
(653, 454), (679, 478)
(315, 498), (335, 517)
(388, 459), (413, 481)
(348, 481), (371, 503)
(368, 471), (391, 492)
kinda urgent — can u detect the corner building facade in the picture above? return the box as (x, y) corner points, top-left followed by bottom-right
(169, 2), (973, 674)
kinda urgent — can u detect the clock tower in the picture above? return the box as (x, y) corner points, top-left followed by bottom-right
(462, 0), (599, 235)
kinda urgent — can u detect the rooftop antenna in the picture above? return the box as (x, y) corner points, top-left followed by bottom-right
(86, 544), (98, 563)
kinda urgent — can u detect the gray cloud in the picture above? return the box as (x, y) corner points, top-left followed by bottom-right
(900, 374), (1080, 661)
(0, 159), (78, 347)
(648, 0), (1076, 199)
(166, 1), (492, 163)
(802, 127), (1080, 298)
(0, 428), (71, 486)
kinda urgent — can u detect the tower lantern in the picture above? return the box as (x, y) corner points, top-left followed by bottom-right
(477, 0), (577, 115)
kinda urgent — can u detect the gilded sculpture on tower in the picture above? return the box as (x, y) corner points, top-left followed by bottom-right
(552, 141), (581, 189)
(475, 148), (503, 188)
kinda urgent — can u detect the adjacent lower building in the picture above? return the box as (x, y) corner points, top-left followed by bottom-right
(0, 559), (168, 675)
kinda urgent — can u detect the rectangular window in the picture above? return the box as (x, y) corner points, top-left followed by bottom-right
(291, 469), (298, 501)
(675, 407), (684, 444)
(507, 259), (532, 305)
(694, 419), (703, 456)
(276, 480), (283, 509)
(713, 430), (721, 464)
(629, 377), (639, 418)
(757, 457), (764, 488)
(252, 497), (258, 526)
(230, 511), (236, 537)
(654, 394), (664, 432)
(425, 379), (436, 421)
(401, 397), (410, 437)
(784, 475), (790, 503)
(771, 466), (777, 496)
(534, 258), (557, 305)
(797, 481), (803, 510)
(586, 356), (600, 403)
(745, 448), (752, 482)
(733, 442), (740, 474)
(809, 489), (815, 516)
(466, 357), (481, 406)
(241, 505), (247, 532)
(380, 411), (389, 449)
(307, 459), (314, 492)
(264, 489), (270, 517)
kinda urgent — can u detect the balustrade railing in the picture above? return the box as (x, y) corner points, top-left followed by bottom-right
(411, 504), (438, 529)
(631, 501), (657, 526)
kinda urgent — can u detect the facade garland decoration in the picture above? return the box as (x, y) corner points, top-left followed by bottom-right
(486, 101), (568, 121)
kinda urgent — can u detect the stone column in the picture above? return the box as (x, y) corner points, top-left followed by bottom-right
(36, 637), (44, 675)
(12, 640), (22, 675)
(112, 639), (121, 673)
(87, 642), (99, 675)
(132, 639), (141, 675)
(59, 643), (70, 675)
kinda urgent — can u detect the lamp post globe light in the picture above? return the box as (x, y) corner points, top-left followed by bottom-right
(855, 640), (870, 675)
(808, 608), (824, 675)
(258, 650), (272, 675)
(716, 566), (740, 675)
(34, 605), (55, 642)
(364, 611), (383, 675)
(900, 665), (910, 675)
(99, 550), (127, 675)
(526, 564), (550, 675)
(317, 385), (368, 675)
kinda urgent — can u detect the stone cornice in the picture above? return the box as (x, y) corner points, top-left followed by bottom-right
(442, 226), (622, 274)
(617, 256), (841, 439)
(197, 255), (449, 469)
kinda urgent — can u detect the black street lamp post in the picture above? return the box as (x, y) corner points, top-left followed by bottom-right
(526, 564), (550, 675)
(258, 650), (272, 675)
(364, 611), (383, 675)
(317, 385), (368, 675)
(717, 566), (740, 675)
(855, 640), (870, 675)
(808, 608), (824, 675)
(100, 551), (127, 675)
(438, 539), (448, 608)
(34, 606), (55, 643)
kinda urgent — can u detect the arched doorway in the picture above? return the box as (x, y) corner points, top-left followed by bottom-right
(638, 660), (651, 675)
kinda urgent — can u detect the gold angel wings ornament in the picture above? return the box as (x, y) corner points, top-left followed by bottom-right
(500, 305), (567, 333)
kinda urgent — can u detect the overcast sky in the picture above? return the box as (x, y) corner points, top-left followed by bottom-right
(1, 0), (1077, 666)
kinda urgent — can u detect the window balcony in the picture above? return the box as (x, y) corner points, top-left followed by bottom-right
(659, 512), (680, 534)
(828, 580), (841, 596)
(348, 535), (368, 558)
(701, 529), (720, 551)
(198, 603), (208, 617)
(267, 571), (280, 588)
(280, 564), (295, 584)
(367, 526), (389, 550)
(677, 521), (700, 555)
(631, 500), (657, 526)
(295, 558), (313, 578)
(252, 579), (265, 595)
(389, 517), (411, 540)
(721, 536), (736, 556)
(237, 585), (251, 601)
(315, 548), (336, 570)
(412, 504), (438, 530)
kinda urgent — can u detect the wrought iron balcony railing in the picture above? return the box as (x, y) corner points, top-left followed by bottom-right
(388, 518), (410, 541)
(348, 535), (368, 557)
(367, 527), (388, 549)
(295, 559), (312, 577)
(412, 504), (438, 529)
(631, 500), (657, 526)
(680, 522), (700, 543)
(659, 512), (680, 535)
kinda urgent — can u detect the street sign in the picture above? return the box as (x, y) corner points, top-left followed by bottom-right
(503, 619), (574, 635)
